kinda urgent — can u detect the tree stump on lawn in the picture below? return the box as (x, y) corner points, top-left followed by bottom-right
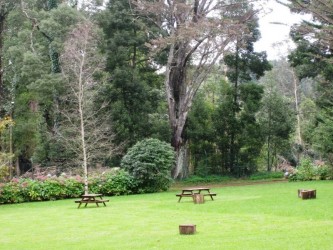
(179, 224), (196, 235)
(298, 189), (316, 199)
(193, 193), (204, 204)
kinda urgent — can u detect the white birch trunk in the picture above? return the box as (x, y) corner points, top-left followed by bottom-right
(292, 69), (302, 146)
(78, 37), (89, 194)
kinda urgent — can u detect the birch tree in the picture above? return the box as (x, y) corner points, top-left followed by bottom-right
(60, 20), (117, 194)
(133, 0), (257, 178)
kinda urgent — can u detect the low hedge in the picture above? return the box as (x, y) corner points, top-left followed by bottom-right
(0, 169), (136, 204)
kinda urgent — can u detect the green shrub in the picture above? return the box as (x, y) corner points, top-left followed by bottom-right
(315, 165), (329, 180)
(27, 180), (44, 201)
(288, 173), (298, 182)
(98, 169), (137, 196)
(63, 177), (84, 197)
(40, 179), (66, 200)
(326, 165), (333, 180)
(288, 158), (333, 181)
(295, 158), (315, 181)
(0, 180), (24, 203)
(89, 169), (136, 195)
(121, 138), (175, 193)
(249, 172), (284, 180)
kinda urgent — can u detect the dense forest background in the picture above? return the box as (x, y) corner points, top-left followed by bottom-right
(1, 0), (332, 181)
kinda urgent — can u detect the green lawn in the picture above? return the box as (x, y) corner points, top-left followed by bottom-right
(1, 181), (333, 250)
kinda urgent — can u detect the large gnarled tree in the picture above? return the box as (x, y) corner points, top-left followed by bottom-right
(134, 0), (257, 178)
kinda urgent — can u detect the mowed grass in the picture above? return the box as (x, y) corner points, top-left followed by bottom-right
(1, 181), (333, 250)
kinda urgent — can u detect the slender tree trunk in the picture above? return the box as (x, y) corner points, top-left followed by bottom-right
(9, 121), (13, 178)
(79, 89), (89, 194)
(0, 13), (6, 102)
(267, 103), (272, 172)
(292, 69), (302, 146)
(230, 42), (240, 175)
(15, 158), (20, 176)
(78, 42), (89, 195)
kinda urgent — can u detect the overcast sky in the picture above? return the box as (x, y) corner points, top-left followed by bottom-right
(254, 0), (308, 60)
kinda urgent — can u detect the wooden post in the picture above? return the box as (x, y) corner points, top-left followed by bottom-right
(192, 193), (204, 204)
(179, 224), (196, 234)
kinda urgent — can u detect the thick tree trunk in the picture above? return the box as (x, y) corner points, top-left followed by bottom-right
(166, 42), (192, 179)
(172, 142), (189, 179)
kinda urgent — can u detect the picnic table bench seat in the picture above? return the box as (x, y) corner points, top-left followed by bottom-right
(203, 193), (217, 200)
(176, 194), (193, 198)
(176, 193), (193, 202)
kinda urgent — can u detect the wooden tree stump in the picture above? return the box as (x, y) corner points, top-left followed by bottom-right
(179, 224), (196, 235)
(298, 189), (316, 199)
(192, 193), (204, 204)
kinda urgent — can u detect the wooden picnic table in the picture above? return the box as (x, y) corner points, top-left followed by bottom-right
(176, 187), (216, 202)
(75, 193), (109, 208)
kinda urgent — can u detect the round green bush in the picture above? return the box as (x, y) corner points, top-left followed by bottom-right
(89, 169), (137, 196)
(121, 138), (175, 193)
(100, 170), (137, 195)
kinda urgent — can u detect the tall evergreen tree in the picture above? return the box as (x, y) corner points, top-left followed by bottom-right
(98, 0), (168, 163)
(214, 6), (271, 176)
(213, 82), (265, 176)
(186, 88), (217, 176)
(258, 86), (294, 171)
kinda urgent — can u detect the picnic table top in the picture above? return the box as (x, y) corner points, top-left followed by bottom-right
(181, 187), (210, 192)
(81, 193), (103, 198)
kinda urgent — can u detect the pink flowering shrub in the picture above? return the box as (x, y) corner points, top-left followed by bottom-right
(0, 176), (84, 204)
(0, 169), (137, 204)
